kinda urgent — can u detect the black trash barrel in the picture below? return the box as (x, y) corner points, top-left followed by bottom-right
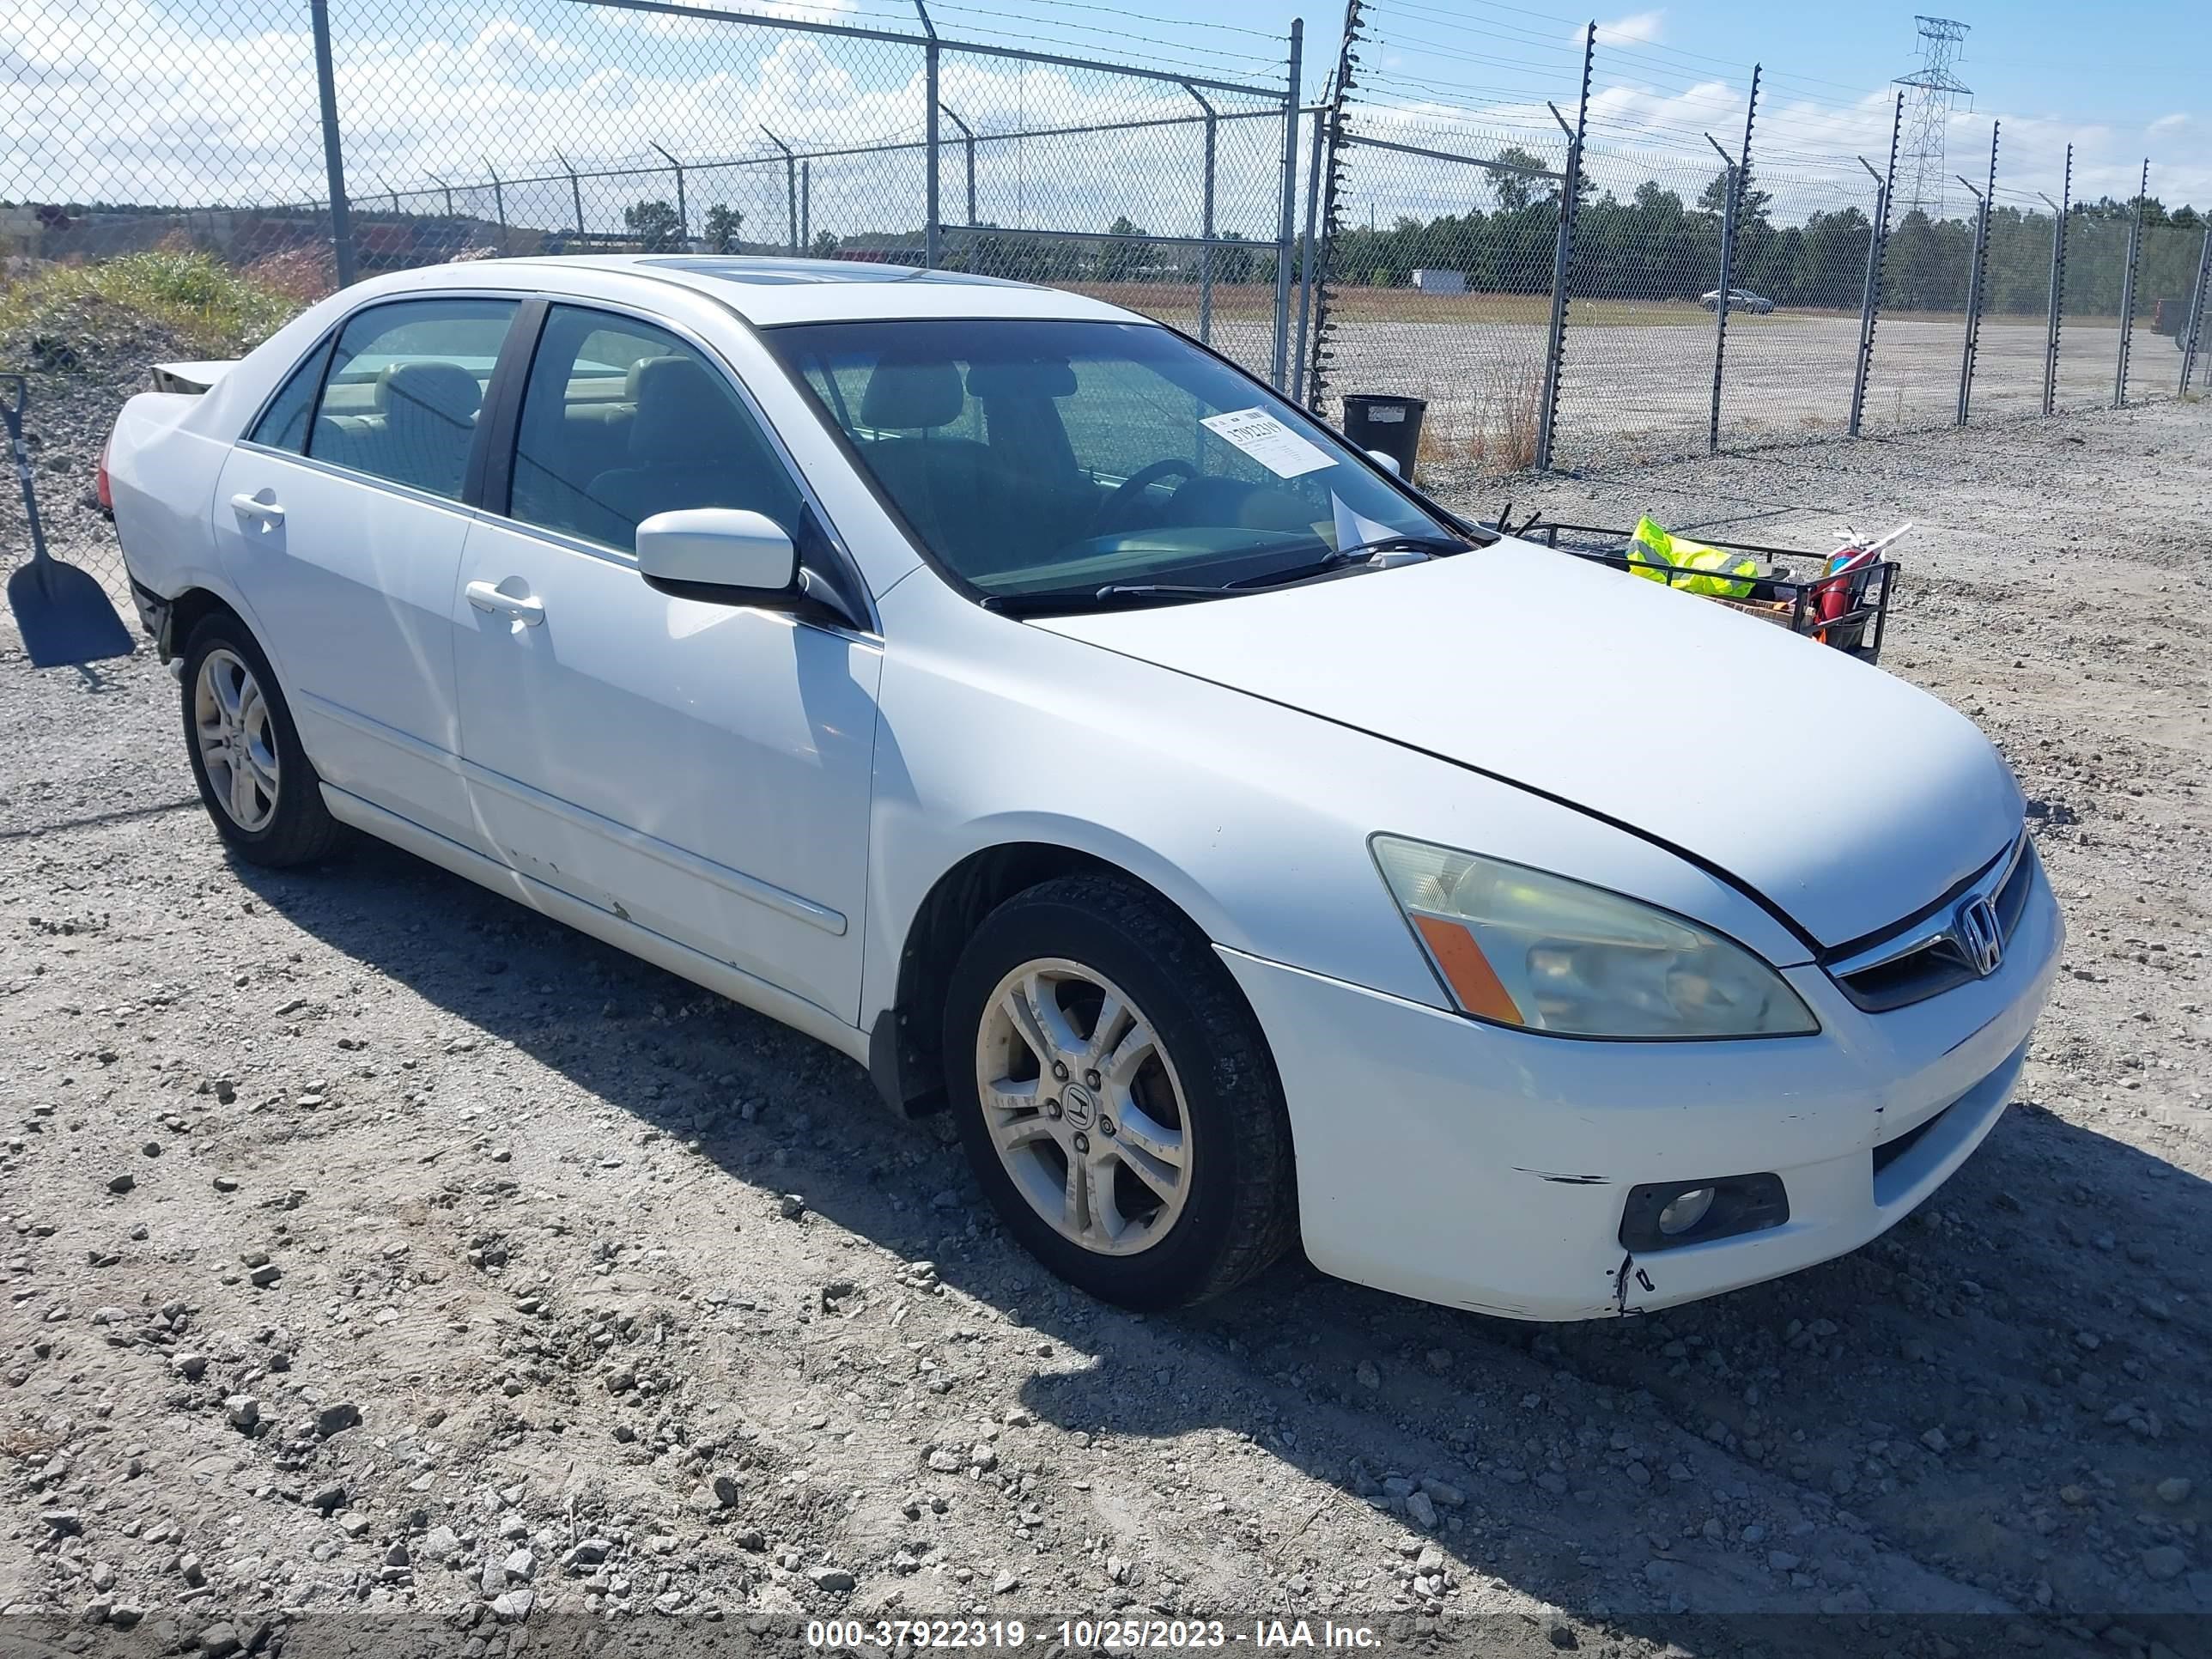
(1340, 393), (1427, 480)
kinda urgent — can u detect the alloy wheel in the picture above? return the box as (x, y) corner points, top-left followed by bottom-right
(194, 647), (281, 833)
(973, 957), (1193, 1256)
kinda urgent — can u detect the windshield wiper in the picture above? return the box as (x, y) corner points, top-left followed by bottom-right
(1227, 532), (1471, 590)
(979, 583), (1229, 617)
(979, 535), (1470, 617)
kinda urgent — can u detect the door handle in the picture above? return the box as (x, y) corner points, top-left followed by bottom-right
(229, 489), (284, 526)
(465, 579), (545, 626)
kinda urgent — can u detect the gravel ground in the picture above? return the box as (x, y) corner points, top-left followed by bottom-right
(1, 386), (2208, 1659)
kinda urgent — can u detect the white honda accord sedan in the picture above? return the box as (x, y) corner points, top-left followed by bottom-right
(105, 255), (2060, 1318)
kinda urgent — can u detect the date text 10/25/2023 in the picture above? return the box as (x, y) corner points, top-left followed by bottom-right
(803, 1620), (1383, 1649)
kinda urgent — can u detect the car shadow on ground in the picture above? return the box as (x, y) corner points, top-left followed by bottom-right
(233, 836), (2207, 1654)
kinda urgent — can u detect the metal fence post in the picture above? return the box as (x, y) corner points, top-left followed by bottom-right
(940, 105), (977, 225)
(761, 129), (798, 253)
(1849, 94), (1902, 438)
(1954, 179), (1986, 423)
(485, 161), (507, 252)
(2041, 147), (2069, 415)
(1292, 105), (1326, 405)
(2116, 158), (2147, 405)
(650, 143), (686, 248)
(1955, 122), (1996, 425)
(1270, 20), (1303, 392)
(2181, 227), (2212, 396)
(1535, 22), (1593, 473)
(308, 0), (357, 287)
(1848, 161), (1884, 435)
(1706, 65), (1757, 454)
(801, 161), (811, 252)
(1183, 84), (1219, 344)
(557, 153), (584, 246)
(917, 3), (940, 268)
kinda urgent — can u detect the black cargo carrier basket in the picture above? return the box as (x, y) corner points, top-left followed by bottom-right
(1500, 520), (1899, 665)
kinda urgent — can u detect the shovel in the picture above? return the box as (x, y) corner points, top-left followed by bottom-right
(5, 374), (135, 669)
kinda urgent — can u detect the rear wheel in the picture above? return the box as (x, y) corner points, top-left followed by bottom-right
(179, 612), (348, 868)
(943, 875), (1296, 1309)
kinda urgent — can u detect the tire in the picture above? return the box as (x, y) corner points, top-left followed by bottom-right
(179, 610), (349, 868)
(942, 873), (1297, 1310)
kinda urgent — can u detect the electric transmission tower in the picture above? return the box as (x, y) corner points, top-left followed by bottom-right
(1894, 15), (1972, 219)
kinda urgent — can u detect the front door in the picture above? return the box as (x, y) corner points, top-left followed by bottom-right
(213, 295), (520, 846)
(453, 303), (881, 1024)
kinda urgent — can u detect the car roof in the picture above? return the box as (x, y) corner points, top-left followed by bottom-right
(433, 253), (1146, 328)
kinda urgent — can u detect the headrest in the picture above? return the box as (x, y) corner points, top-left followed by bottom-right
(627, 353), (681, 399)
(629, 356), (733, 461)
(965, 356), (1078, 400)
(859, 354), (967, 430)
(376, 361), (482, 426)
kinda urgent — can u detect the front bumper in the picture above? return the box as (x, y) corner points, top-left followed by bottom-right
(1220, 849), (2063, 1320)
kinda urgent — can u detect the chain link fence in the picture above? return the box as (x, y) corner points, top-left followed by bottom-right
(1304, 123), (1565, 477)
(3, 0), (1304, 596)
(1312, 3), (2208, 489)
(1968, 191), (2062, 420)
(2130, 222), (2209, 402)
(2058, 216), (2133, 411)
(6, 0), (2210, 598)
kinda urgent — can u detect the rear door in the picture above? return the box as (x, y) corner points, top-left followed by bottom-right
(452, 301), (882, 1023)
(211, 295), (519, 847)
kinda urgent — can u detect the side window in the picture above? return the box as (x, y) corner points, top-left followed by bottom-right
(508, 306), (802, 554)
(305, 298), (518, 500)
(248, 336), (331, 453)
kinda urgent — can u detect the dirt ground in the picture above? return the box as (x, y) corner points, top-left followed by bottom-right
(2, 396), (2209, 1659)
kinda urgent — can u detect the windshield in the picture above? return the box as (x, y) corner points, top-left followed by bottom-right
(763, 319), (1456, 601)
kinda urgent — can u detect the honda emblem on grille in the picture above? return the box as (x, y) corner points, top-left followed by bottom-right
(1954, 896), (2004, 976)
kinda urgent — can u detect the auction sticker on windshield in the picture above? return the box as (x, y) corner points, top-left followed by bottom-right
(1200, 407), (1335, 478)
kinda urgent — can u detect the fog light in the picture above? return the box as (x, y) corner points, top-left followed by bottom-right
(1656, 1187), (1715, 1235)
(1619, 1173), (1790, 1253)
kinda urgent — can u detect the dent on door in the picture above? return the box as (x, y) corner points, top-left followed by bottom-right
(453, 520), (882, 1022)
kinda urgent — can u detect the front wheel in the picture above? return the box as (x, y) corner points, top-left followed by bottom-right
(942, 875), (1297, 1309)
(179, 612), (349, 868)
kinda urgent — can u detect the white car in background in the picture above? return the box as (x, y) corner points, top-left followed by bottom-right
(1699, 288), (1776, 313)
(104, 256), (2059, 1318)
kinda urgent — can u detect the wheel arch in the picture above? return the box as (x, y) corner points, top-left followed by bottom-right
(167, 585), (241, 660)
(866, 840), (1262, 1123)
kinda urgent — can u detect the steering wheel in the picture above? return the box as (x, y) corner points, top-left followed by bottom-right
(1095, 458), (1199, 535)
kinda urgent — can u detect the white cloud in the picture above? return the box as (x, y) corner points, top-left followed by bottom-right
(463, 21), (580, 74)
(1591, 11), (1666, 47)
(5, 0), (2204, 254)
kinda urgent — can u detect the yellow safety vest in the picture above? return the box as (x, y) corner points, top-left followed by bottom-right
(1626, 515), (1758, 600)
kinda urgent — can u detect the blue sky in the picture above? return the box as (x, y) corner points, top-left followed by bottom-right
(1197, 0), (2208, 142)
(887, 0), (2209, 210)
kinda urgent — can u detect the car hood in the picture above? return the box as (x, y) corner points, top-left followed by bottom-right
(1030, 537), (2023, 951)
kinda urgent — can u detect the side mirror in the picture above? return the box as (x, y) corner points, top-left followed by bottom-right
(635, 508), (797, 600)
(1365, 448), (1401, 477)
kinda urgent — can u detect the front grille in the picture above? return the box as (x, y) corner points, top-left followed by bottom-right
(1832, 838), (2036, 1014)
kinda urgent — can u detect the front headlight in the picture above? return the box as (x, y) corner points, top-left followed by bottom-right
(1371, 836), (1818, 1039)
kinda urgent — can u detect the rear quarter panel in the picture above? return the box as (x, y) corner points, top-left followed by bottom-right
(108, 393), (230, 611)
(108, 289), (362, 623)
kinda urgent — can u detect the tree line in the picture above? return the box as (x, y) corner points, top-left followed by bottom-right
(1312, 149), (2207, 315)
(616, 167), (2204, 319)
